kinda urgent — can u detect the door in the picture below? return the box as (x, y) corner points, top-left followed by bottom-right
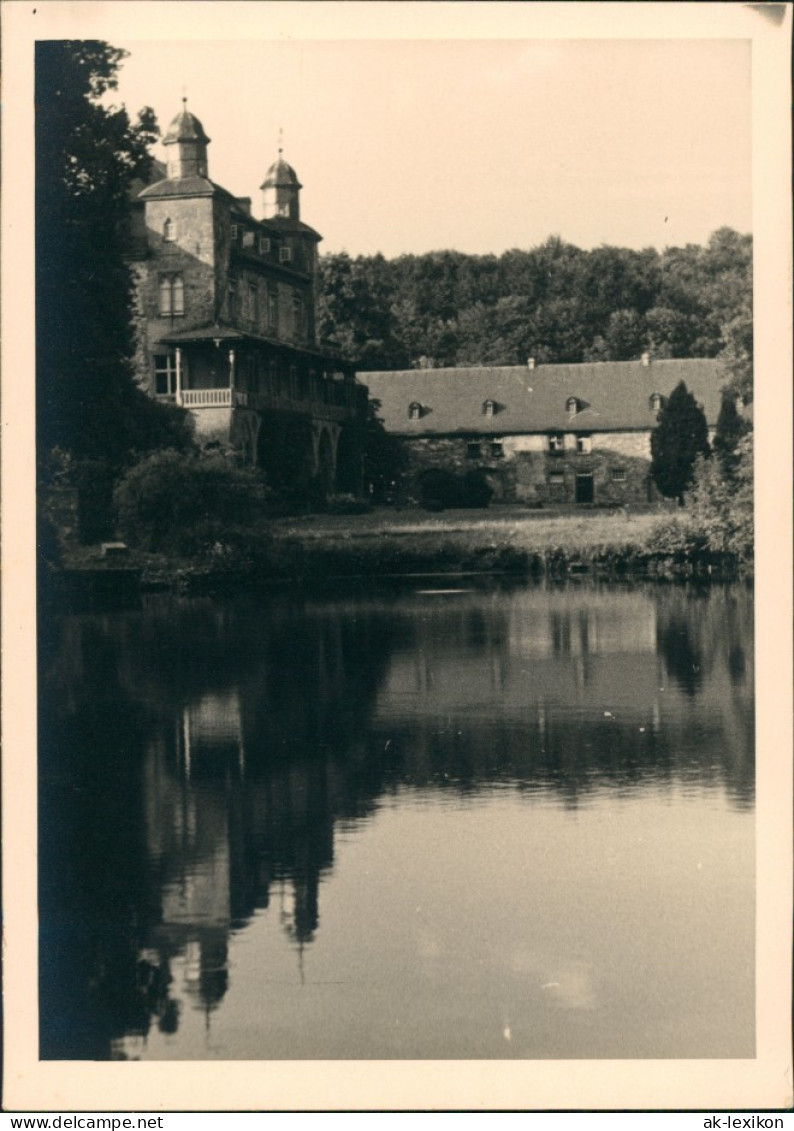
(575, 473), (594, 503)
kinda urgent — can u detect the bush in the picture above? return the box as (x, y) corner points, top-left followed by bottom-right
(74, 459), (118, 543)
(458, 468), (494, 509)
(417, 467), (493, 510)
(647, 433), (753, 565)
(418, 468), (459, 510)
(114, 449), (268, 554)
(325, 493), (371, 515)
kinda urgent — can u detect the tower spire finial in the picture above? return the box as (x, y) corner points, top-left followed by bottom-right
(278, 126), (284, 157)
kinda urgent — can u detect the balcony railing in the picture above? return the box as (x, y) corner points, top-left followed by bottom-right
(180, 388), (232, 408)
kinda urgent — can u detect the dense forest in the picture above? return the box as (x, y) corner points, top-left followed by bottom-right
(318, 228), (752, 398)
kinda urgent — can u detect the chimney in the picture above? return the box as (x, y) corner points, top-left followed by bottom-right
(527, 357), (536, 370)
(641, 351), (651, 367)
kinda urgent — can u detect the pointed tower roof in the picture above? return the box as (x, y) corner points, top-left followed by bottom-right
(260, 155), (302, 191)
(163, 99), (211, 146)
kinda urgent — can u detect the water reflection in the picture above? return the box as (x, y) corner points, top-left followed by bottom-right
(38, 581), (754, 1060)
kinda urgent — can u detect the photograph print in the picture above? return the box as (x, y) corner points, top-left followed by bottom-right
(7, 0), (790, 1113)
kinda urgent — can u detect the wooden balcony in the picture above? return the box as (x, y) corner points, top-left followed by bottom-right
(179, 388), (233, 408)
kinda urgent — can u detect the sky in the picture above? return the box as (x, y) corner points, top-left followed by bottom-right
(106, 34), (752, 260)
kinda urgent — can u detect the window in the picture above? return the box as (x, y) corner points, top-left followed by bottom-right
(548, 432), (564, 452)
(154, 353), (178, 397)
(230, 224), (239, 241)
(293, 293), (305, 339)
(409, 402), (422, 420)
(483, 399), (495, 417)
(489, 441), (504, 459)
(576, 434), (592, 454)
(158, 273), (184, 316)
(548, 471), (565, 486)
(611, 468), (627, 482)
(245, 356), (258, 394)
(228, 278), (239, 320)
(467, 442), (481, 460)
(242, 230), (255, 249)
(268, 287), (279, 332)
(259, 237), (271, 255)
(279, 247), (292, 264)
(163, 218), (176, 242)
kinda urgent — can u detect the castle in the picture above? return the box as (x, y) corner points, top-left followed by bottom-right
(128, 101), (367, 496)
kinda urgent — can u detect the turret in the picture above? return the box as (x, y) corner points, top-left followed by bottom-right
(163, 99), (210, 180)
(260, 149), (302, 220)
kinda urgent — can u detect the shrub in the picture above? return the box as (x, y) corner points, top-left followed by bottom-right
(325, 493), (371, 515)
(417, 467), (493, 510)
(74, 459), (118, 543)
(647, 433), (753, 564)
(418, 468), (459, 510)
(114, 449), (267, 553)
(458, 469), (494, 509)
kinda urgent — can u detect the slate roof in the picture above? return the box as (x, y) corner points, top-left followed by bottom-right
(138, 175), (226, 200)
(163, 107), (211, 145)
(137, 178), (320, 240)
(260, 157), (302, 190)
(363, 359), (728, 436)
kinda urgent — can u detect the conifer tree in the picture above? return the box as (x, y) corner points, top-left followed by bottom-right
(712, 393), (750, 478)
(650, 380), (710, 502)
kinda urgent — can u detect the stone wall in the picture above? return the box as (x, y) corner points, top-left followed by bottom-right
(190, 407), (234, 442)
(403, 431), (659, 505)
(137, 196), (219, 394)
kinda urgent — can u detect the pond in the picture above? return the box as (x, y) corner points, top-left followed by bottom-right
(38, 578), (754, 1060)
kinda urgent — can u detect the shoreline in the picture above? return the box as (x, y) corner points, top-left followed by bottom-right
(43, 506), (752, 604)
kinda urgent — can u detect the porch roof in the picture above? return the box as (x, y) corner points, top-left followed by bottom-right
(159, 324), (246, 345)
(157, 324), (358, 371)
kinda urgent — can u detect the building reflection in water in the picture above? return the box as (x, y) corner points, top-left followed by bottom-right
(38, 582), (754, 1059)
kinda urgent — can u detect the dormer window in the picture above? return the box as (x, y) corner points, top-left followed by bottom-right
(279, 247), (293, 264)
(483, 399), (495, 417)
(649, 393), (663, 412)
(409, 402), (422, 420)
(566, 396), (579, 417)
(163, 218), (176, 242)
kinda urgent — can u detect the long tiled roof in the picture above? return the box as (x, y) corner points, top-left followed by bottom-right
(363, 359), (728, 435)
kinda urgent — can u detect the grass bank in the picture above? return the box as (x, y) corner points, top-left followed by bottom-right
(51, 505), (748, 599)
(265, 507), (666, 578)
